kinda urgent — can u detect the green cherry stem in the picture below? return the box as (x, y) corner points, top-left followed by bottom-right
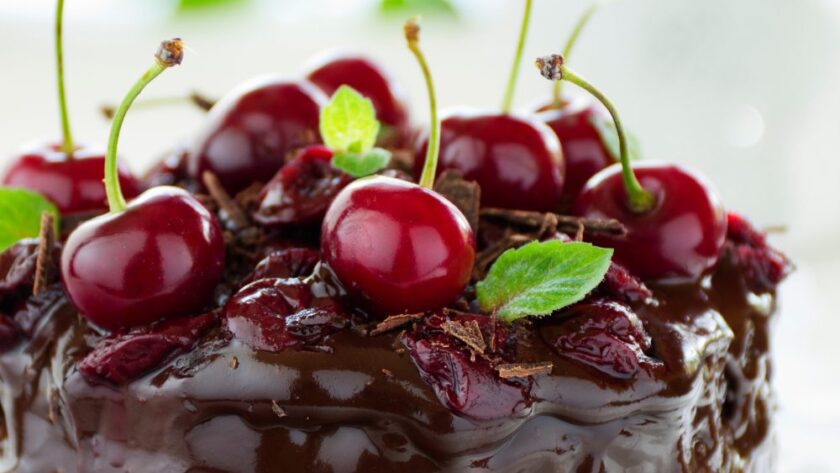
(536, 54), (654, 212)
(105, 39), (184, 213)
(55, 0), (74, 156)
(501, 0), (533, 114)
(405, 19), (440, 190)
(551, 2), (602, 107)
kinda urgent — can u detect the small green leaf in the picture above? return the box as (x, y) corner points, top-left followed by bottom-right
(589, 113), (642, 162)
(476, 240), (613, 322)
(0, 188), (60, 252)
(333, 148), (391, 178)
(320, 85), (380, 155)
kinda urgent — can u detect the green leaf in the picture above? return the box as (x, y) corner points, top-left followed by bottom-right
(332, 148), (391, 178)
(476, 240), (613, 322)
(0, 188), (60, 252)
(320, 85), (380, 155)
(589, 113), (643, 162)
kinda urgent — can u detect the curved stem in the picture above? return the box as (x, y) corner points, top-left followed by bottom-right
(552, 3), (601, 107)
(560, 66), (654, 212)
(406, 19), (440, 190)
(501, 0), (533, 114)
(55, 0), (74, 156)
(105, 39), (185, 213)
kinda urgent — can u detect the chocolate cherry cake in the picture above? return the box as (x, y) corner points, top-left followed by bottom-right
(0, 4), (790, 473)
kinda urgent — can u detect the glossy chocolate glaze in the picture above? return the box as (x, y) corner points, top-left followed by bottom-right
(0, 250), (776, 473)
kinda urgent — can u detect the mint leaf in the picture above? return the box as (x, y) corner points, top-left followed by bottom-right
(589, 113), (642, 162)
(476, 241), (613, 322)
(0, 188), (60, 252)
(320, 85), (380, 155)
(332, 148), (391, 178)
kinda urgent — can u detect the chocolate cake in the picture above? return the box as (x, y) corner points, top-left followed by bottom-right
(0, 4), (791, 473)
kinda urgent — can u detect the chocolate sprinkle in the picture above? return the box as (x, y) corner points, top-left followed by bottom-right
(480, 208), (626, 239)
(271, 401), (287, 419)
(434, 170), (481, 232)
(441, 319), (486, 354)
(371, 313), (425, 336)
(496, 361), (554, 379)
(33, 212), (56, 296)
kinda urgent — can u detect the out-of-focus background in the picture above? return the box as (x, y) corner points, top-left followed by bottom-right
(1, 0), (838, 470)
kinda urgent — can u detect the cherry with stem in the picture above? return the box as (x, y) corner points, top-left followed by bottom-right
(322, 19), (475, 316)
(1, 0), (140, 215)
(536, 54), (727, 280)
(61, 39), (225, 331)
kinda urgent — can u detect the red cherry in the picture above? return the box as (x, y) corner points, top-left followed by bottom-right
(534, 96), (613, 203)
(3, 144), (141, 215)
(252, 145), (351, 227)
(321, 176), (475, 315)
(306, 53), (411, 147)
(189, 77), (326, 194)
(574, 162), (727, 280)
(414, 111), (564, 212)
(61, 187), (225, 330)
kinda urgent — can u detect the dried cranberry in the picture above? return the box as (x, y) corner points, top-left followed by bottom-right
(724, 212), (790, 293)
(597, 262), (653, 304)
(242, 248), (321, 286)
(0, 239), (40, 297)
(252, 146), (352, 227)
(0, 314), (19, 352)
(546, 300), (661, 380)
(224, 278), (348, 352)
(79, 312), (217, 385)
(402, 330), (531, 420)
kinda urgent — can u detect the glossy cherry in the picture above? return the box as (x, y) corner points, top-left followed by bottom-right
(413, 0), (565, 212)
(61, 39), (226, 331)
(1, 0), (141, 214)
(414, 111), (564, 211)
(189, 77), (326, 194)
(306, 53), (411, 147)
(536, 54), (727, 280)
(321, 21), (475, 316)
(252, 145), (351, 227)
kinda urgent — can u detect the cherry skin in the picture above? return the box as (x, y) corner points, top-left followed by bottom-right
(306, 53), (411, 147)
(189, 76), (327, 194)
(414, 110), (564, 212)
(252, 145), (351, 227)
(321, 176), (475, 316)
(61, 187), (225, 331)
(574, 162), (727, 280)
(534, 95), (614, 204)
(2, 144), (141, 215)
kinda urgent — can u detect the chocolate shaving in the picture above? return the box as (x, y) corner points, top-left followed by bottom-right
(188, 91), (216, 112)
(441, 319), (486, 354)
(271, 400), (287, 419)
(496, 361), (554, 379)
(230, 356), (239, 369)
(202, 171), (249, 230)
(33, 212), (56, 296)
(381, 368), (394, 379)
(371, 313), (424, 336)
(434, 170), (481, 232)
(481, 208), (626, 239)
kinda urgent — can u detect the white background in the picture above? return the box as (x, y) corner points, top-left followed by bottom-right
(1, 1), (838, 471)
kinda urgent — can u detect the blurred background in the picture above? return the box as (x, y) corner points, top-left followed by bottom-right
(0, 0), (838, 471)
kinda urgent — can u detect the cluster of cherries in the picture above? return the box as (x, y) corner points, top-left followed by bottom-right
(2, 0), (729, 337)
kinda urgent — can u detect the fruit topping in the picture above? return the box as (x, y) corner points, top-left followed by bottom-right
(61, 39), (225, 331)
(724, 212), (791, 293)
(79, 311), (217, 385)
(242, 247), (321, 285)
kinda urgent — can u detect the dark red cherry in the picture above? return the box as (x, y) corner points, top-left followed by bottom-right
(61, 187), (225, 330)
(321, 176), (475, 316)
(306, 53), (411, 147)
(534, 96), (613, 203)
(414, 111), (564, 212)
(252, 145), (351, 227)
(2, 144), (141, 215)
(189, 77), (327, 194)
(574, 163), (727, 280)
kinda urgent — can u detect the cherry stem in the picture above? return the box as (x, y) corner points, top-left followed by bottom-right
(105, 39), (184, 213)
(405, 19), (440, 190)
(536, 54), (655, 212)
(501, 0), (533, 114)
(55, 0), (74, 156)
(551, 3), (602, 107)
